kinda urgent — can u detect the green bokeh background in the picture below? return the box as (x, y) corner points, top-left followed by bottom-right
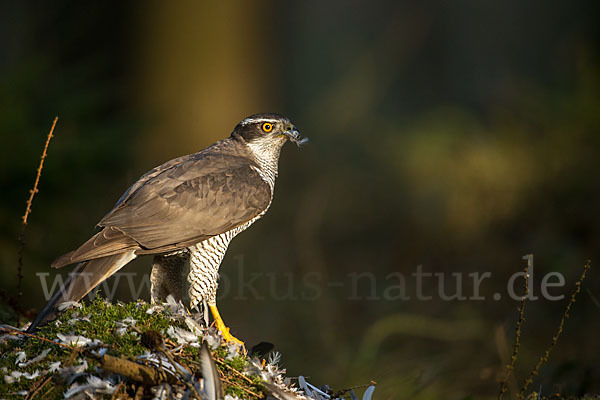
(1, 1), (599, 398)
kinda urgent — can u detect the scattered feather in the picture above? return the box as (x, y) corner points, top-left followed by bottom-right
(298, 376), (312, 397)
(18, 348), (51, 368)
(146, 305), (163, 314)
(203, 330), (221, 350)
(167, 326), (199, 347)
(0, 333), (23, 344)
(64, 375), (117, 398)
(58, 301), (82, 311)
(165, 295), (184, 314)
(115, 316), (138, 336)
(300, 378), (330, 399)
(184, 316), (203, 335)
(151, 383), (172, 400)
(14, 352), (26, 365)
(3, 370), (40, 384)
(59, 359), (89, 385)
(197, 342), (222, 400)
(268, 351), (282, 366)
(3, 373), (16, 384)
(121, 317), (137, 326)
(362, 385), (376, 400)
(56, 333), (101, 347)
(1, 299), (371, 400)
(225, 343), (239, 360)
(48, 361), (62, 373)
(89, 347), (108, 358)
(137, 353), (189, 377)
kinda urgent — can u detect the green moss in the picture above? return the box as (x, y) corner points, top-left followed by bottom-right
(1, 298), (268, 399)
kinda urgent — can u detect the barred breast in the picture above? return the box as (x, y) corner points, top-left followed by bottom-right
(187, 212), (267, 308)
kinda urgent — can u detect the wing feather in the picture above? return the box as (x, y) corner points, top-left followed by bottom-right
(52, 140), (271, 267)
(98, 152), (271, 249)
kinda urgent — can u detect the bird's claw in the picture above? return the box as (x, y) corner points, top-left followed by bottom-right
(217, 325), (246, 355)
(209, 304), (246, 355)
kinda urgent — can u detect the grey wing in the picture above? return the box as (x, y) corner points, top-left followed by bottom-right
(100, 154), (272, 248)
(56, 153), (272, 268)
(108, 154), (192, 213)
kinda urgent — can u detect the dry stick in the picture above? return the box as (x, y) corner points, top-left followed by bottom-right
(331, 381), (378, 399)
(64, 346), (83, 368)
(220, 376), (261, 399)
(498, 260), (530, 400)
(0, 326), (74, 350)
(17, 117), (58, 306)
(25, 376), (52, 400)
(518, 260), (591, 399)
(213, 357), (255, 385)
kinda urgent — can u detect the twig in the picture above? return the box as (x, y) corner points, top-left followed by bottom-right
(17, 117), (58, 305)
(220, 376), (262, 398)
(25, 376), (52, 400)
(499, 257), (530, 400)
(331, 381), (377, 398)
(519, 260), (591, 398)
(0, 326), (73, 350)
(64, 346), (82, 367)
(214, 357), (255, 384)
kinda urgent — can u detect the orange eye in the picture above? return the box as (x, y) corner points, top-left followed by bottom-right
(262, 122), (273, 133)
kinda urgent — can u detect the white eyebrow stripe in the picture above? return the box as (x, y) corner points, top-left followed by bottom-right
(240, 118), (281, 126)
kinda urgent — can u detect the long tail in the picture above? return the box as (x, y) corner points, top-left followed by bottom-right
(27, 251), (136, 332)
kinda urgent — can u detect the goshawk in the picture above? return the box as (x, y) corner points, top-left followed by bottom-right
(28, 113), (306, 348)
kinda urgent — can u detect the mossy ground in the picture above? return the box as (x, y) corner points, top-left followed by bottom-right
(0, 298), (268, 399)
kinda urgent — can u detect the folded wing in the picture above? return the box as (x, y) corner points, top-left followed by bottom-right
(53, 151), (271, 268)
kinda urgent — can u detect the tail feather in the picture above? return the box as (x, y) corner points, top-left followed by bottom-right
(51, 227), (139, 269)
(27, 251), (136, 332)
(52, 250), (77, 269)
(198, 341), (223, 400)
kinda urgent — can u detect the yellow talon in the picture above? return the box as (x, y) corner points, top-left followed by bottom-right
(209, 304), (246, 354)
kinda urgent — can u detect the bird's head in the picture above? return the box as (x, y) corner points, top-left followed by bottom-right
(232, 113), (308, 148)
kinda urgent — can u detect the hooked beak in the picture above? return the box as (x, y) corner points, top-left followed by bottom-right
(283, 128), (309, 146)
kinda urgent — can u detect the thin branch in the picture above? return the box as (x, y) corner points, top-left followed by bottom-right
(0, 326), (73, 350)
(220, 376), (262, 399)
(17, 117), (58, 301)
(499, 258), (530, 400)
(214, 357), (255, 385)
(25, 376), (52, 400)
(519, 260), (591, 398)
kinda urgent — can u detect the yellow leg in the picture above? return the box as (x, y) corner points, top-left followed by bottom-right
(208, 304), (245, 353)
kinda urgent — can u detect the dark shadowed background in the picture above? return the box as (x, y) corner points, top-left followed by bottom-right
(1, 1), (599, 399)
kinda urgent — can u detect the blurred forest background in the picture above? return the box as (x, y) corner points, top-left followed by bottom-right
(1, 1), (599, 399)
